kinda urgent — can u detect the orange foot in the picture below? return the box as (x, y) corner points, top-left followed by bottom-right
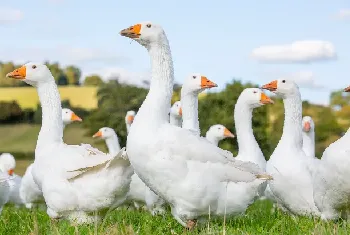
(186, 219), (197, 230)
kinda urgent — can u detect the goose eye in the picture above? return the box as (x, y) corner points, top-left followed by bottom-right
(32, 65), (37, 69)
(253, 91), (257, 94)
(146, 24), (151, 28)
(282, 80), (286, 83)
(192, 76), (196, 79)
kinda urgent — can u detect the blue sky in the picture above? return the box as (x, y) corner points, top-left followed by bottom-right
(0, 0), (349, 105)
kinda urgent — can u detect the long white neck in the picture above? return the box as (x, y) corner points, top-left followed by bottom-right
(302, 130), (315, 158)
(36, 80), (63, 149)
(134, 38), (174, 128)
(205, 133), (220, 146)
(126, 123), (131, 134)
(169, 115), (182, 127)
(181, 90), (200, 135)
(105, 134), (121, 156)
(234, 100), (263, 157)
(277, 94), (303, 149)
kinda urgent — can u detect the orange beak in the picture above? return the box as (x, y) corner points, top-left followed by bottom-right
(127, 115), (134, 124)
(178, 107), (182, 116)
(344, 86), (350, 92)
(120, 24), (142, 38)
(224, 128), (235, 138)
(8, 169), (14, 176)
(262, 80), (278, 92)
(303, 122), (311, 132)
(92, 131), (102, 138)
(260, 92), (274, 104)
(201, 76), (218, 89)
(6, 66), (26, 80)
(71, 113), (82, 122)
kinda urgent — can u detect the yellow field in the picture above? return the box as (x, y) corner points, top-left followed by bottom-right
(0, 86), (98, 110)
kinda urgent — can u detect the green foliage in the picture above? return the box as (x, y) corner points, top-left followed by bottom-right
(198, 80), (271, 158)
(84, 82), (148, 148)
(64, 65), (81, 85)
(0, 101), (23, 123)
(83, 75), (104, 86)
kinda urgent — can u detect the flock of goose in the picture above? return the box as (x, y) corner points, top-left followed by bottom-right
(0, 21), (349, 229)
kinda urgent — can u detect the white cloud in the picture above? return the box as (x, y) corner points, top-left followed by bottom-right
(83, 67), (150, 88)
(251, 40), (336, 63)
(334, 9), (350, 20)
(2, 46), (130, 65)
(280, 71), (325, 89)
(0, 8), (23, 24)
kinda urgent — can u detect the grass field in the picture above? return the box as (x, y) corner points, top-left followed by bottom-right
(1, 200), (348, 234)
(0, 86), (98, 110)
(0, 124), (107, 176)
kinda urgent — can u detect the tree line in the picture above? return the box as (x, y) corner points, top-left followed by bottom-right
(0, 60), (349, 158)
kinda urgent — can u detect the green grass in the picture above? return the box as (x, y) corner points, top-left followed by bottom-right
(1, 201), (348, 234)
(0, 86), (98, 110)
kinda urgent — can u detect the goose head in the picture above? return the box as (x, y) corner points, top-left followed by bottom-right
(0, 153), (16, 176)
(170, 101), (182, 117)
(239, 88), (274, 108)
(125, 110), (136, 125)
(6, 62), (53, 87)
(120, 22), (165, 48)
(262, 79), (299, 98)
(207, 124), (235, 140)
(62, 108), (82, 125)
(182, 73), (217, 95)
(302, 116), (314, 133)
(93, 127), (116, 140)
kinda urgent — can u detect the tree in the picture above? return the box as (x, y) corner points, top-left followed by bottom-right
(64, 65), (81, 85)
(84, 82), (148, 148)
(0, 101), (23, 123)
(57, 74), (68, 86)
(83, 75), (104, 86)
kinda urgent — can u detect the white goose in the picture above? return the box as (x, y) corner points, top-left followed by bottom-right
(169, 101), (182, 127)
(205, 124), (235, 146)
(125, 111), (136, 134)
(262, 79), (320, 216)
(120, 22), (271, 228)
(0, 172), (10, 215)
(214, 88), (273, 216)
(302, 116), (315, 159)
(0, 153), (23, 207)
(312, 86), (350, 220)
(20, 108), (82, 209)
(181, 73), (217, 135)
(7, 63), (133, 224)
(92, 127), (121, 155)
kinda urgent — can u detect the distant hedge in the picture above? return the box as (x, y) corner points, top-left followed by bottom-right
(1, 152), (34, 160)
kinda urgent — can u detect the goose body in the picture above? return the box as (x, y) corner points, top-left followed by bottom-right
(20, 108), (82, 209)
(121, 22), (271, 228)
(0, 173), (10, 214)
(313, 85), (350, 220)
(0, 153), (23, 207)
(7, 63), (133, 224)
(262, 79), (319, 216)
